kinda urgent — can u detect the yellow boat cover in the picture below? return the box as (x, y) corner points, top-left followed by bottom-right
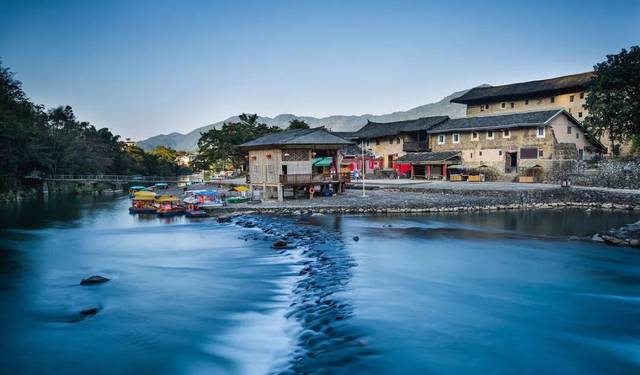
(156, 194), (179, 202)
(133, 191), (156, 201)
(233, 186), (249, 192)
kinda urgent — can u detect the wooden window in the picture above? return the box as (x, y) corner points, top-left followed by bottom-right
(452, 133), (460, 144)
(538, 149), (544, 158)
(576, 132), (580, 139)
(282, 149), (309, 161)
(480, 105), (484, 112)
(479, 151), (483, 156)
(578, 112), (583, 118)
(499, 150), (502, 156)
(525, 99), (529, 105)
(550, 96), (555, 103)
(485, 104), (489, 109)
(537, 127), (545, 138)
(510, 102), (514, 108)
(472, 131), (479, 140)
(580, 92), (585, 99)
(486, 130), (494, 140)
(520, 148), (538, 159)
(389, 138), (393, 145)
(567, 126), (572, 135)
(437, 134), (445, 145)
(376, 139), (380, 145)
(570, 95), (574, 102)
(396, 137), (401, 144)
(502, 129), (510, 138)
(501, 103), (506, 108)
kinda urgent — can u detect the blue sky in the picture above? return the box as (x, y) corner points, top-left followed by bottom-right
(1, 0), (639, 139)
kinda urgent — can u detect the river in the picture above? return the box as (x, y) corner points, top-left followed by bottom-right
(1, 195), (639, 374)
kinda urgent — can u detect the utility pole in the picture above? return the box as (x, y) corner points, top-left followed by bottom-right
(361, 141), (367, 197)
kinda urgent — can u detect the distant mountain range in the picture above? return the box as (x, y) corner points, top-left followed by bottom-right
(137, 88), (477, 151)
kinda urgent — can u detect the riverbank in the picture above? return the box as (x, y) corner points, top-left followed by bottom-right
(207, 187), (640, 215)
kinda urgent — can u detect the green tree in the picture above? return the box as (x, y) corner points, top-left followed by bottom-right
(287, 119), (310, 130)
(584, 46), (640, 155)
(193, 113), (280, 171)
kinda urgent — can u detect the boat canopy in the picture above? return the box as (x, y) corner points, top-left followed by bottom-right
(155, 182), (168, 187)
(156, 194), (179, 202)
(133, 191), (156, 201)
(129, 185), (148, 190)
(233, 186), (249, 192)
(197, 190), (218, 195)
(312, 157), (333, 167)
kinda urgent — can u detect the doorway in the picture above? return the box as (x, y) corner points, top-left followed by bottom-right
(505, 152), (517, 173)
(387, 155), (394, 169)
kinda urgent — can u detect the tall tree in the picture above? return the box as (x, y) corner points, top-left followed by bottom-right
(584, 46), (640, 155)
(287, 119), (310, 130)
(193, 113), (280, 171)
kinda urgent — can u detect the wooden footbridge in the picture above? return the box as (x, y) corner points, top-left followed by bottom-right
(31, 174), (189, 183)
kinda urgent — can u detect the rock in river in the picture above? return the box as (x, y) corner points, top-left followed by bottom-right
(353, 236), (359, 242)
(272, 239), (289, 249)
(80, 275), (110, 285)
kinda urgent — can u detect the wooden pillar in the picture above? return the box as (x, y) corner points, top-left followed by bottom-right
(277, 184), (283, 202)
(410, 164), (414, 179)
(427, 164), (431, 179)
(442, 164), (447, 180)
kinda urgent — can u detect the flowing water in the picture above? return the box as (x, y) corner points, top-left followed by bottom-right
(1, 195), (639, 374)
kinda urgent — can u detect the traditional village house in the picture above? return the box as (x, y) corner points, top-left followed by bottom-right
(451, 72), (593, 118)
(418, 109), (606, 178)
(347, 116), (449, 176)
(239, 127), (352, 201)
(450, 71), (628, 154)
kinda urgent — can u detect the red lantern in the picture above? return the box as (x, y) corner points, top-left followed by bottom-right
(251, 155), (257, 160)
(266, 153), (272, 158)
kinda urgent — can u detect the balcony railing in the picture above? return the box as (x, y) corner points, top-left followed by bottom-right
(402, 141), (429, 152)
(279, 173), (350, 185)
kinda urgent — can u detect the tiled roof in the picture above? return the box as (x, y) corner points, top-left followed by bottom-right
(395, 151), (461, 164)
(428, 110), (562, 133)
(353, 116), (449, 139)
(239, 127), (352, 149)
(452, 72), (593, 104)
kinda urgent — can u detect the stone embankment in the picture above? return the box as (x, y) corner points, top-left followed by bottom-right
(207, 187), (640, 217)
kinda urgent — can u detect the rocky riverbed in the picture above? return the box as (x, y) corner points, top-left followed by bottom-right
(593, 220), (640, 247)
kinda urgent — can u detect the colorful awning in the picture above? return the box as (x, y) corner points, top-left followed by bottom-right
(312, 157), (333, 167)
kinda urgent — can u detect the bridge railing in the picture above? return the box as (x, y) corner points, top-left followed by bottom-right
(47, 175), (188, 182)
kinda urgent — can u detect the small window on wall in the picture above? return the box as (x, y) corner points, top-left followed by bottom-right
(550, 97), (555, 103)
(396, 138), (401, 144)
(580, 92), (585, 99)
(485, 104), (489, 109)
(520, 148), (538, 159)
(452, 133), (460, 144)
(567, 126), (572, 135)
(479, 151), (483, 156)
(389, 138), (393, 145)
(472, 131), (479, 140)
(537, 127), (545, 138)
(525, 100), (529, 105)
(578, 112), (583, 118)
(437, 134), (445, 145)
(501, 103), (506, 108)
(487, 131), (494, 139)
(376, 140), (380, 145)
(576, 132), (580, 139)
(510, 102), (514, 108)
(503, 129), (510, 138)
(538, 149), (544, 158)
(480, 106), (484, 112)
(499, 150), (503, 156)
(570, 95), (575, 102)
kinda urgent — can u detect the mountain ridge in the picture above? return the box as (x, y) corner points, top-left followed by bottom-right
(137, 87), (476, 151)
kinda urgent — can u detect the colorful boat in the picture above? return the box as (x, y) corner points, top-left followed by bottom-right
(225, 196), (250, 204)
(184, 190), (224, 208)
(156, 195), (185, 217)
(129, 191), (158, 214)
